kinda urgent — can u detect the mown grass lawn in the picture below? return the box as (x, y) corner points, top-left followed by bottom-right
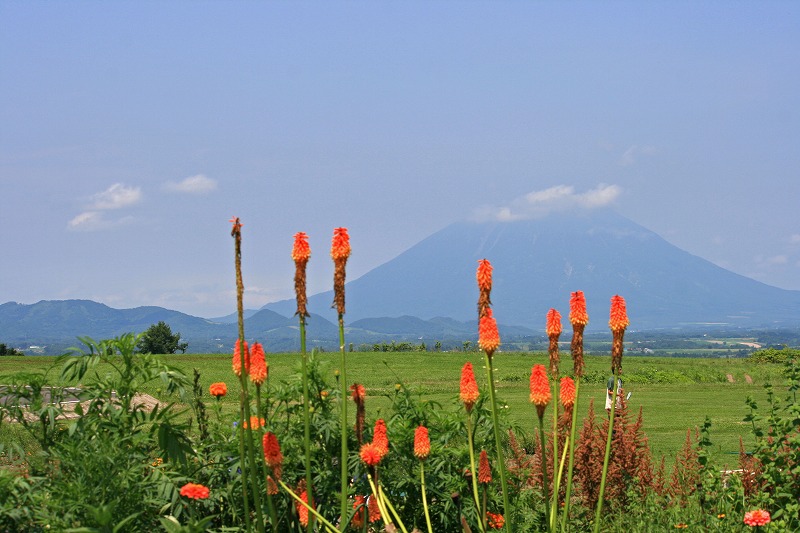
(0, 350), (785, 463)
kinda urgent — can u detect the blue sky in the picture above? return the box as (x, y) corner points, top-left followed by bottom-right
(1, 1), (799, 318)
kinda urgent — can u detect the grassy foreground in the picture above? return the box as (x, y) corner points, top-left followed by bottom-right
(0, 350), (784, 461)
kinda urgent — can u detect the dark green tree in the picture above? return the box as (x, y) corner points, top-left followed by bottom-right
(0, 343), (22, 356)
(136, 321), (188, 354)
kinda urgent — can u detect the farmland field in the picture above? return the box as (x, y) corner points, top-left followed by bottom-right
(0, 350), (786, 462)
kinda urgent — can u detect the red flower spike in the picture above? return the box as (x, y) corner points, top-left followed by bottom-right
(487, 511), (505, 529)
(546, 308), (562, 337)
(368, 495), (381, 522)
(459, 362), (480, 412)
(608, 294), (629, 333)
(180, 482), (210, 500)
(743, 509), (771, 527)
(478, 308), (501, 356)
(296, 490), (309, 527)
(476, 259), (493, 292)
(209, 382), (227, 398)
(249, 342), (268, 386)
(262, 432), (283, 468)
(478, 449), (492, 484)
(292, 232), (311, 262)
(350, 383), (366, 403)
(569, 291), (589, 326)
(529, 364), (551, 416)
(352, 495), (366, 528)
(231, 339), (250, 377)
(372, 419), (389, 458)
(560, 376), (576, 408)
(414, 425), (431, 460)
(330, 227), (351, 260)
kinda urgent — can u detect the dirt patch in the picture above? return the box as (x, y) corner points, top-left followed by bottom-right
(726, 374), (735, 383)
(2, 393), (164, 423)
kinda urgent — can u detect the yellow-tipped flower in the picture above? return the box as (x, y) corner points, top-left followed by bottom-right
(609, 295), (629, 333)
(546, 308), (563, 337)
(478, 308), (501, 357)
(460, 362), (480, 412)
(529, 364), (551, 419)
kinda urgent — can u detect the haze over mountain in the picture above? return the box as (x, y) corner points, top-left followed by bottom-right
(264, 210), (800, 330)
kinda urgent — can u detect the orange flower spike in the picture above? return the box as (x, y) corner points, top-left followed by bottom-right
(262, 431), (283, 468)
(478, 308), (501, 357)
(569, 291), (589, 326)
(231, 339), (250, 377)
(180, 482), (210, 500)
(414, 425), (431, 460)
(359, 442), (383, 467)
(330, 227), (351, 260)
(743, 509), (771, 527)
(560, 376), (576, 408)
(296, 489), (309, 527)
(249, 342), (268, 386)
(372, 419), (389, 457)
(209, 382), (227, 398)
(476, 259), (493, 292)
(367, 495), (381, 522)
(350, 383), (366, 403)
(459, 362), (480, 412)
(529, 364), (551, 419)
(478, 449), (492, 484)
(609, 294), (629, 333)
(546, 308), (562, 337)
(292, 231), (311, 262)
(352, 495), (366, 528)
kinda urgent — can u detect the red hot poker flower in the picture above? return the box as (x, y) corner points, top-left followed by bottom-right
(180, 483), (210, 500)
(352, 495), (366, 528)
(209, 382), (227, 398)
(368, 495), (381, 523)
(546, 308), (563, 337)
(609, 295), (629, 333)
(372, 419), (389, 458)
(478, 308), (501, 357)
(262, 432), (283, 468)
(231, 339), (250, 377)
(359, 442), (383, 467)
(292, 232), (311, 262)
(476, 259), (493, 292)
(569, 291), (589, 326)
(487, 512), (505, 529)
(459, 362), (480, 412)
(478, 449), (492, 484)
(249, 342), (268, 386)
(296, 489), (309, 527)
(743, 509), (771, 527)
(350, 383), (366, 404)
(560, 376), (576, 408)
(330, 227), (351, 260)
(529, 364), (551, 419)
(414, 425), (431, 460)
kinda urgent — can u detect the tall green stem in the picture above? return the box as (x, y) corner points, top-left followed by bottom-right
(420, 462), (433, 533)
(466, 414), (486, 533)
(338, 313), (349, 530)
(538, 414), (550, 528)
(560, 379), (581, 533)
(484, 352), (511, 532)
(550, 378), (560, 531)
(256, 385), (278, 529)
(593, 371), (620, 533)
(300, 316), (315, 532)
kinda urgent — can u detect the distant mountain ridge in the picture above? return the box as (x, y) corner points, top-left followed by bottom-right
(264, 210), (800, 329)
(3, 210), (800, 354)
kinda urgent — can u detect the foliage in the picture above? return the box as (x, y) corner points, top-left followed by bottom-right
(749, 346), (800, 364)
(137, 321), (189, 355)
(0, 343), (22, 356)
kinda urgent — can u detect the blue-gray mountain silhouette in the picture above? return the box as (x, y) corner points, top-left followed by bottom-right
(264, 210), (800, 329)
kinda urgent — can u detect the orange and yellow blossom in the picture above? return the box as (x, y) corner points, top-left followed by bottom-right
(292, 231), (311, 262)
(487, 512), (505, 529)
(478, 308), (501, 356)
(569, 291), (589, 326)
(372, 419), (389, 458)
(476, 259), (493, 292)
(241, 416), (265, 430)
(249, 341), (268, 386)
(352, 496), (366, 528)
(330, 227), (351, 260)
(296, 489), (310, 527)
(608, 295), (629, 333)
(414, 425), (431, 460)
(209, 382), (227, 398)
(459, 362), (480, 412)
(529, 364), (551, 419)
(231, 339), (250, 377)
(546, 308), (562, 337)
(560, 376), (576, 408)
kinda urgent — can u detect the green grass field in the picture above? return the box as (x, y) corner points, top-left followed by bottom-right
(0, 350), (787, 463)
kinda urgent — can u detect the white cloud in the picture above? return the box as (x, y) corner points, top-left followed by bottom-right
(89, 183), (142, 210)
(67, 211), (135, 231)
(163, 174), (217, 194)
(789, 234), (800, 245)
(474, 184), (623, 222)
(619, 145), (656, 167)
(755, 254), (789, 267)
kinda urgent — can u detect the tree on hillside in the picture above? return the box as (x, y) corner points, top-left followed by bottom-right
(0, 343), (22, 356)
(136, 321), (188, 354)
